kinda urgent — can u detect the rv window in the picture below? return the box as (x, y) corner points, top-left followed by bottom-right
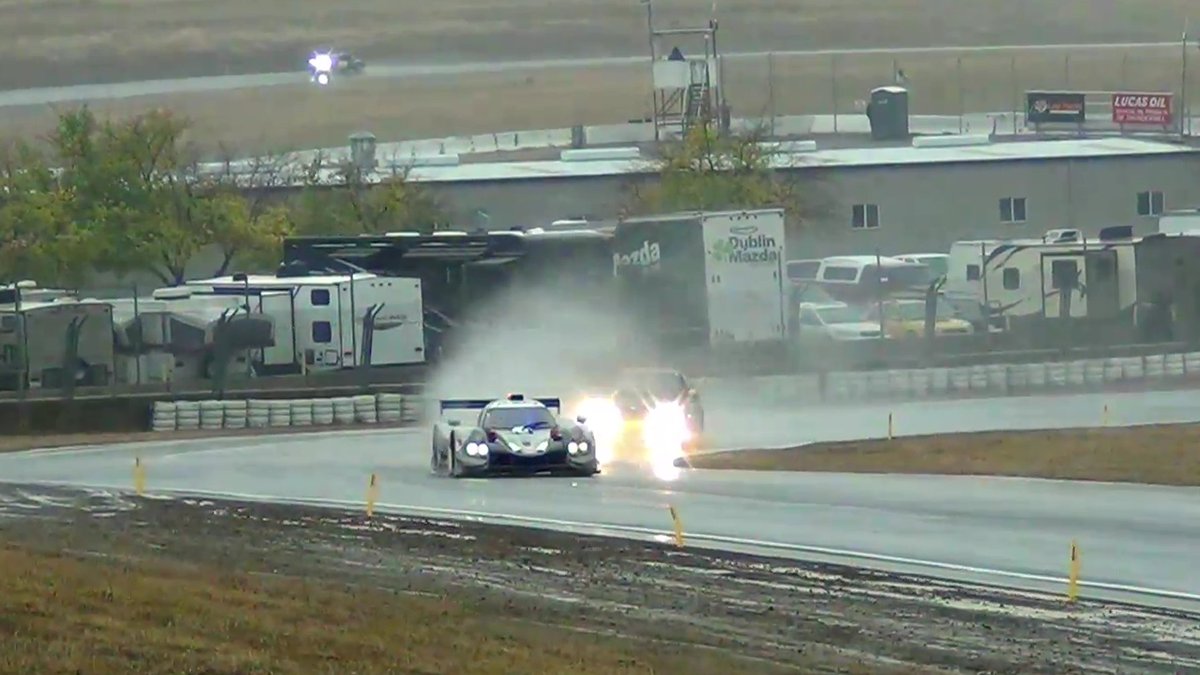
(311, 289), (331, 306)
(821, 266), (859, 281)
(312, 321), (333, 344)
(966, 265), (981, 281)
(0, 315), (15, 332)
(851, 204), (880, 230)
(1137, 190), (1165, 217)
(1091, 257), (1115, 281)
(1000, 197), (1027, 223)
(1050, 259), (1079, 290)
(1002, 268), (1020, 290)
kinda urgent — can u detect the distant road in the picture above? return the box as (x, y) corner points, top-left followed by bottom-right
(0, 41), (1179, 109)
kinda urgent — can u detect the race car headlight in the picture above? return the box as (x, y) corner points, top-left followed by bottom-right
(309, 53), (333, 72)
(568, 441), (579, 454)
(464, 442), (487, 456)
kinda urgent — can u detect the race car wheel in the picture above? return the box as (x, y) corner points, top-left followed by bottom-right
(430, 443), (441, 475)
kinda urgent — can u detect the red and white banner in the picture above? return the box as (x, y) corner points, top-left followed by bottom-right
(1112, 93), (1173, 125)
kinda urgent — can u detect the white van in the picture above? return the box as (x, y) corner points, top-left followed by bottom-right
(813, 255), (931, 303)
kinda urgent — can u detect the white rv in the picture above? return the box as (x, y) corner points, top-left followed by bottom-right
(1157, 209), (1200, 235)
(944, 227), (1138, 332)
(0, 296), (115, 390)
(182, 273), (425, 373)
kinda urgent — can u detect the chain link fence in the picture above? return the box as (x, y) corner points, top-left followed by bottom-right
(718, 45), (1196, 134)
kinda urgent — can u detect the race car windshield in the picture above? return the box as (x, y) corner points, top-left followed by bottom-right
(483, 406), (556, 430)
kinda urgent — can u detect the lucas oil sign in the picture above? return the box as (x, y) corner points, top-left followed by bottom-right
(1112, 93), (1173, 125)
(708, 226), (780, 264)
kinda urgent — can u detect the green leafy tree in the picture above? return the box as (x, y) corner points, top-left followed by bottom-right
(47, 107), (293, 285)
(626, 124), (826, 225)
(287, 153), (447, 236)
(0, 141), (92, 287)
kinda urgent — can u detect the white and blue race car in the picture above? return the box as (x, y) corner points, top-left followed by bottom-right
(430, 394), (600, 478)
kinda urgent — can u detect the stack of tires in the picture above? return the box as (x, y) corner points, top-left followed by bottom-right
(175, 401), (201, 430)
(332, 397), (356, 425)
(291, 399), (314, 427)
(267, 399), (291, 427)
(199, 400), (225, 431)
(247, 399), (271, 428)
(376, 393), (404, 424)
(151, 402), (177, 432)
(223, 400), (248, 429)
(312, 399), (336, 425)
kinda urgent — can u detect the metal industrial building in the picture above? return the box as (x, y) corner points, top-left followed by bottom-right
(391, 136), (1200, 258)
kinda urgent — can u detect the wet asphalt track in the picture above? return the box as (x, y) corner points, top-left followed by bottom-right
(2, 387), (1199, 610)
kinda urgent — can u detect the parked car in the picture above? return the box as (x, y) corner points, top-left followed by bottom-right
(865, 298), (974, 339)
(794, 302), (884, 342)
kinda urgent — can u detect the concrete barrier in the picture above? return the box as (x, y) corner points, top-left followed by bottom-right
(697, 350), (1200, 406)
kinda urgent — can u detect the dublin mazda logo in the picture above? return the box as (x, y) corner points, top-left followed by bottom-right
(709, 227), (779, 264)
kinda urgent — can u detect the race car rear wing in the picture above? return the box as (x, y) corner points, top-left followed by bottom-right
(440, 396), (561, 412)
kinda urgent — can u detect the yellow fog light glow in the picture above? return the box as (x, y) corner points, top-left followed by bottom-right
(642, 401), (690, 481)
(573, 397), (623, 465)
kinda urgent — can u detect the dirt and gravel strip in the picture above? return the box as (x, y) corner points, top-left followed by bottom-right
(689, 423), (1200, 486)
(0, 483), (1196, 673)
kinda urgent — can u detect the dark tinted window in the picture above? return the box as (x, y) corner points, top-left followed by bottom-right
(312, 321), (332, 343)
(311, 289), (331, 306)
(483, 406), (556, 429)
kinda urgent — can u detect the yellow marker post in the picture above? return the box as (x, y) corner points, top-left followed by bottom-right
(1067, 540), (1081, 603)
(667, 505), (684, 547)
(887, 412), (894, 440)
(133, 456), (146, 496)
(366, 473), (379, 517)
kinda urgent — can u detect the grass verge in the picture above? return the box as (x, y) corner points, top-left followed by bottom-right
(0, 544), (784, 675)
(1, 0), (1192, 89)
(689, 423), (1200, 486)
(2, 46), (1188, 154)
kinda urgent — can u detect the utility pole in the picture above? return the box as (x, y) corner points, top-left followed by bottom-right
(1182, 19), (1191, 138)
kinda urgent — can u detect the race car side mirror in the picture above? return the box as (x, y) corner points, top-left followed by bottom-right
(447, 420), (461, 427)
(576, 415), (587, 424)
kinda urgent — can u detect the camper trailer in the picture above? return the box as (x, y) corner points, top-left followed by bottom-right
(110, 290), (276, 383)
(0, 297), (115, 390)
(182, 272), (425, 373)
(944, 227), (1139, 340)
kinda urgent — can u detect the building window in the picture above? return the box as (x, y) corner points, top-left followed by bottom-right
(851, 204), (880, 230)
(1137, 190), (1165, 217)
(311, 289), (331, 306)
(312, 321), (333, 344)
(1000, 197), (1027, 223)
(966, 264), (981, 281)
(1003, 267), (1020, 290)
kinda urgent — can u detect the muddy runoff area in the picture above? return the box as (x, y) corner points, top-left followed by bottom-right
(0, 483), (1196, 674)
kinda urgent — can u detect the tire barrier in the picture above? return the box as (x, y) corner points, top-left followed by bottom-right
(149, 393), (422, 432)
(819, 351), (1200, 403)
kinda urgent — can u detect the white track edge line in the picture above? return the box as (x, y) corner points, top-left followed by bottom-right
(11, 479), (1200, 604)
